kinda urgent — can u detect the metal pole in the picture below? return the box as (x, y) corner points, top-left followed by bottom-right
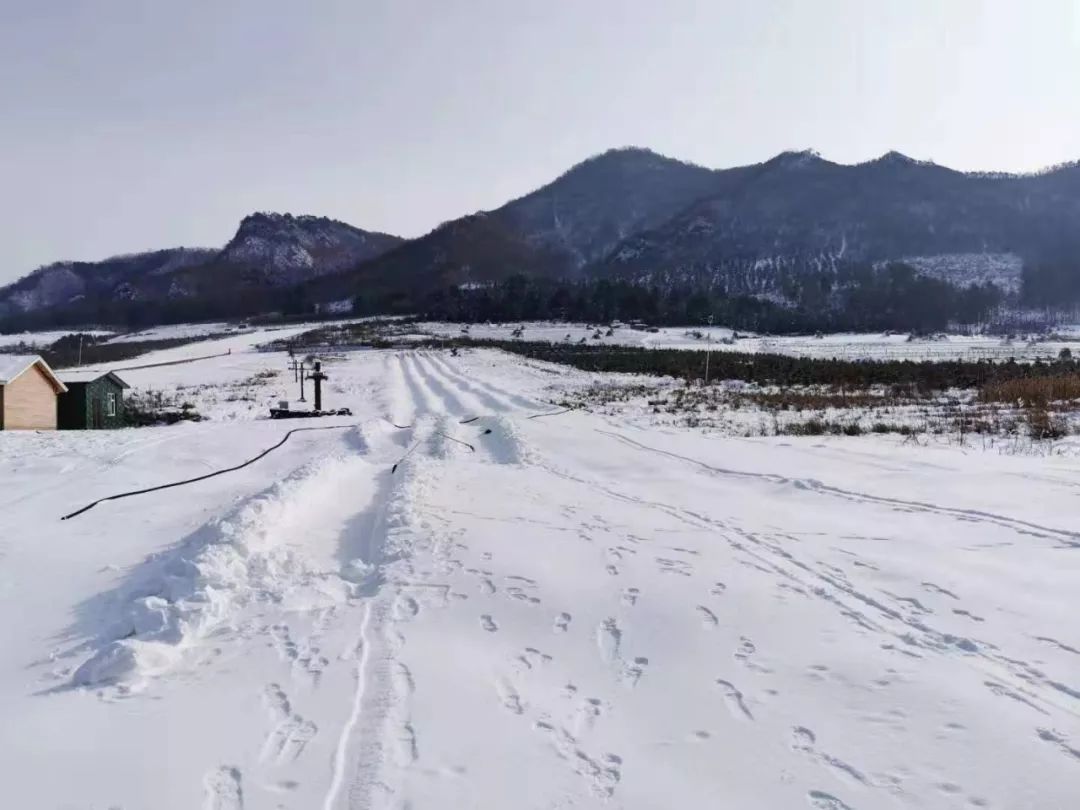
(298, 363), (306, 402)
(704, 315), (713, 385)
(77, 334), (83, 367)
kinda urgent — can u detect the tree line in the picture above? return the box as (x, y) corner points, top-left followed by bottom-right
(416, 264), (1003, 333)
(476, 339), (1080, 392)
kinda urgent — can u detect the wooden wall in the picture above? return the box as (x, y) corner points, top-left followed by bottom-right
(2, 365), (58, 429)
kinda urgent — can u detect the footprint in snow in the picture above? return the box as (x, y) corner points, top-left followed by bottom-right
(791, 725), (868, 787)
(596, 618), (622, 664)
(715, 679), (753, 721)
(696, 606), (718, 628)
(260, 684), (318, 764)
(622, 657), (648, 688)
(203, 766), (244, 810)
(495, 679), (524, 714)
(952, 608), (985, 623)
(480, 615), (498, 632)
(791, 725), (816, 753)
(554, 612), (572, 633)
(807, 790), (855, 810)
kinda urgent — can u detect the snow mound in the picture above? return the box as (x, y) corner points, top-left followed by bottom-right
(479, 414), (535, 465)
(72, 453), (365, 689)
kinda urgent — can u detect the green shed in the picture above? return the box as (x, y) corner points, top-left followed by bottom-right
(57, 370), (130, 429)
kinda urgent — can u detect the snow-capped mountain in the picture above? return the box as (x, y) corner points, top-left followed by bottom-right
(304, 148), (722, 302)
(217, 212), (402, 285)
(0, 215), (402, 323)
(589, 151), (1080, 296)
(4, 148), (1080, 329)
(0, 248), (217, 319)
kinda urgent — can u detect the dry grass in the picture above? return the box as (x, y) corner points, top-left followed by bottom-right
(979, 373), (1080, 409)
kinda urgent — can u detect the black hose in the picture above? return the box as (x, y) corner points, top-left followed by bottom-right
(528, 407), (574, 420)
(391, 440), (422, 473)
(436, 432), (476, 451)
(60, 423), (359, 521)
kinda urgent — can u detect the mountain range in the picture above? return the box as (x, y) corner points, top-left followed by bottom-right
(3, 147), (1079, 329)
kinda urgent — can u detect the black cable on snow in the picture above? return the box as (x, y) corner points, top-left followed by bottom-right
(436, 432), (476, 451)
(391, 430), (485, 473)
(459, 416), (481, 424)
(528, 407), (574, 420)
(391, 441), (422, 474)
(66, 398), (571, 514)
(60, 423), (359, 521)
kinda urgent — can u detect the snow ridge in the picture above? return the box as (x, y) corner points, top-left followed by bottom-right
(71, 444), (372, 690)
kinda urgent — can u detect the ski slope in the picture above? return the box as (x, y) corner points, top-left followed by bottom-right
(1, 343), (1078, 810)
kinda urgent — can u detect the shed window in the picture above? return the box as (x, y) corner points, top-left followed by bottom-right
(106, 392), (116, 417)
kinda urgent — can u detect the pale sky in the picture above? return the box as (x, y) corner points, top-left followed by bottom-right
(2, 0), (1079, 283)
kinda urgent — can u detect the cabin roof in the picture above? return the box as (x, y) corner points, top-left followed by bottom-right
(0, 354), (68, 392)
(56, 369), (131, 388)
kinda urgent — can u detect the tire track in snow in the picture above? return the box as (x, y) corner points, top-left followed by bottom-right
(381, 353), (415, 428)
(427, 352), (545, 411)
(595, 428), (1080, 548)
(411, 353), (471, 418)
(399, 354), (440, 417)
(529, 446), (1079, 722)
(415, 352), (534, 465)
(422, 352), (512, 413)
(321, 602), (373, 810)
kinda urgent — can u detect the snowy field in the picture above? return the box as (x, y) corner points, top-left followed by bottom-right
(419, 321), (1080, 362)
(5, 317), (1080, 362)
(2, 334), (1079, 810)
(0, 328), (114, 348)
(104, 322), (246, 343)
(103, 317), (399, 345)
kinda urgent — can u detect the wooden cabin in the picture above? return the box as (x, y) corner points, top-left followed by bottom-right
(57, 370), (130, 430)
(0, 355), (68, 430)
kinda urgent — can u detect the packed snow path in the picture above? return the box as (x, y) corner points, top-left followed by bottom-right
(1, 349), (1078, 809)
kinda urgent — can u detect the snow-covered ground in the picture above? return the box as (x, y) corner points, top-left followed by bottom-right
(2, 338), (1079, 809)
(0, 328), (114, 348)
(419, 321), (1080, 362)
(104, 322), (247, 344)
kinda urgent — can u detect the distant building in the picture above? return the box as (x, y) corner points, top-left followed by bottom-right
(57, 370), (130, 430)
(0, 355), (68, 430)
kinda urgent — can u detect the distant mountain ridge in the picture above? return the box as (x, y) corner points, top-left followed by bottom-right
(0, 214), (403, 322)
(3, 146), (1080, 330)
(305, 148), (722, 303)
(0, 248), (217, 318)
(592, 150), (1080, 298)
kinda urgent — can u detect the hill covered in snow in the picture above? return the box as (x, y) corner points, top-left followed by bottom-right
(4, 148), (1080, 330)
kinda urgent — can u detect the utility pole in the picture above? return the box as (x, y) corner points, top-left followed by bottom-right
(309, 361), (328, 412)
(704, 314), (714, 385)
(298, 360), (307, 403)
(77, 334), (84, 368)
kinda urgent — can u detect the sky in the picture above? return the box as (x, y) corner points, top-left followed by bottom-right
(1, 0), (1079, 283)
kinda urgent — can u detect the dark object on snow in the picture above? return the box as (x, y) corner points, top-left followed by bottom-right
(309, 361), (328, 411)
(269, 406), (352, 419)
(60, 423), (360, 520)
(528, 407), (573, 420)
